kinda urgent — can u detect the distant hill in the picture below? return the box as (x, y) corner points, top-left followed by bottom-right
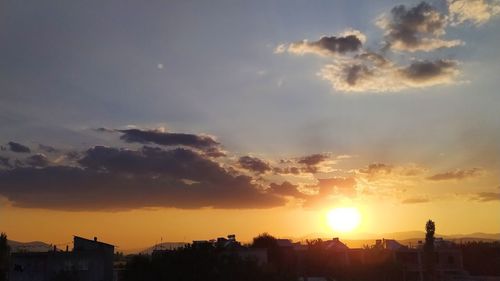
(297, 231), (500, 241)
(8, 232), (499, 254)
(8, 240), (52, 253)
(293, 231), (500, 248)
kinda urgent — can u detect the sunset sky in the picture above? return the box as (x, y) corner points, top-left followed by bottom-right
(1, 0), (499, 251)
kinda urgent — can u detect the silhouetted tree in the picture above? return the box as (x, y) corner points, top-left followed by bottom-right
(251, 233), (296, 279)
(122, 245), (295, 281)
(251, 233), (278, 249)
(424, 220), (436, 281)
(0, 233), (10, 281)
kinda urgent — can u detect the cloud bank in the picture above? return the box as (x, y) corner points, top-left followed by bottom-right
(0, 127), (493, 211)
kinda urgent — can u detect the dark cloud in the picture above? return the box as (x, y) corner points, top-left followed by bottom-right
(298, 154), (329, 173)
(402, 197), (430, 204)
(0, 146), (284, 210)
(345, 64), (372, 86)
(400, 60), (458, 82)
(427, 168), (483, 181)
(273, 166), (301, 175)
(298, 154), (327, 166)
(238, 156), (271, 174)
(306, 35), (362, 53)
(473, 192), (500, 202)
(379, 2), (462, 52)
(118, 129), (222, 156)
(7, 141), (31, 153)
(282, 32), (365, 57)
(24, 154), (50, 168)
(268, 181), (307, 199)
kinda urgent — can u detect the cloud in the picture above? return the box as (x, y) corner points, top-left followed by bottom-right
(473, 192), (500, 202)
(400, 59), (460, 84)
(402, 196), (430, 204)
(0, 157), (11, 169)
(448, 0), (500, 26)
(277, 31), (364, 57)
(427, 168), (483, 181)
(24, 154), (50, 167)
(7, 141), (31, 153)
(268, 181), (307, 198)
(0, 146), (285, 210)
(118, 128), (225, 157)
(320, 57), (460, 92)
(298, 154), (328, 166)
(276, 1), (474, 93)
(302, 177), (357, 207)
(272, 155), (333, 175)
(359, 163), (393, 175)
(94, 127), (116, 133)
(273, 166), (301, 175)
(377, 2), (463, 52)
(298, 153), (330, 173)
(311, 177), (357, 197)
(357, 163), (419, 181)
(238, 156), (271, 174)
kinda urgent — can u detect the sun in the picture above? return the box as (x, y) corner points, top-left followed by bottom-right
(326, 207), (361, 233)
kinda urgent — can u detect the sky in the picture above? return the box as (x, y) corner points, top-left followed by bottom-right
(1, 0), (499, 251)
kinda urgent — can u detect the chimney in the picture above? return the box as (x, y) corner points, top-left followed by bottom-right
(53, 245), (57, 252)
(66, 245), (69, 252)
(94, 237), (98, 242)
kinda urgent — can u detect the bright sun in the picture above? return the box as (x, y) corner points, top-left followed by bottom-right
(326, 207), (361, 233)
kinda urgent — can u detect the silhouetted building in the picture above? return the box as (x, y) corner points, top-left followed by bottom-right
(392, 238), (464, 281)
(9, 236), (114, 281)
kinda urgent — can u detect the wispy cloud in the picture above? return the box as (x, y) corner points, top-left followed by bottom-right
(473, 192), (500, 201)
(402, 196), (430, 204)
(427, 168), (483, 181)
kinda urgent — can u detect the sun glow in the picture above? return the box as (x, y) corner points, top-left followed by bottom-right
(326, 207), (361, 233)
